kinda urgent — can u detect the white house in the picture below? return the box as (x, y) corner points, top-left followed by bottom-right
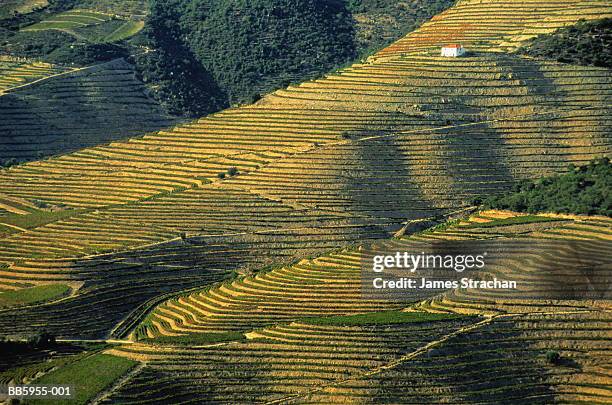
(441, 44), (466, 57)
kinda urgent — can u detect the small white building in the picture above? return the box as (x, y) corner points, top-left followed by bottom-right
(441, 44), (466, 57)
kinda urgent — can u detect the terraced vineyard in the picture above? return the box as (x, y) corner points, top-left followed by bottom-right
(377, 0), (612, 56)
(0, 58), (179, 162)
(0, 0), (611, 403)
(97, 211), (611, 403)
(0, 221), (397, 338)
(0, 55), (609, 248)
(0, 0), (608, 337)
(70, 0), (148, 18)
(0, 57), (72, 93)
(21, 9), (112, 32)
(129, 211), (611, 338)
(18, 8), (145, 42)
(107, 317), (477, 403)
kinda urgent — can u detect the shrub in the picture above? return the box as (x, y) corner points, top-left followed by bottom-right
(471, 196), (484, 205)
(227, 167), (238, 176)
(246, 93), (262, 104)
(545, 350), (561, 365)
(2, 158), (18, 168)
(32, 199), (49, 209)
(217, 172), (226, 179)
(27, 331), (56, 348)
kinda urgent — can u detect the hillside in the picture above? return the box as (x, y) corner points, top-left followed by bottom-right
(129, 0), (457, 116)
(101, 212), (610, 403)
(2, 0), (457, 117)
(0, 58), (180, 163)
(0, 10), (143, 64)
(0, 0), (608, 315)
(0, 0), (611, 403)
(3, 211), (609, 403)
(0, 2), (174, 165)
(0, 0), (606, 351)
(348, 0), (456, 54)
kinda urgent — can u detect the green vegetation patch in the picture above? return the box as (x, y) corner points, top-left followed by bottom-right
(517, 18), (611, 68)
(21, 9), (111, 31)
(1, 2), (142, 64)
(0, 284), (71, 308)
(0, 340), (106, 386)
(102, 20), (144, 42)
(0, 0), (48, 20)
(70, 18), (126, 41)
(1, 351), (77, 386)
(15, 9), (143, 48)
(301, 310), (465, 326)
(0, 29), (76, 59)
(30, 353), (138, 405)
(460, 215), (565, 229)
(0, 207), (86, 231)
(477, 158), (611, 217)
(63, 18), (144, 43)
(144, 331), (245, 346)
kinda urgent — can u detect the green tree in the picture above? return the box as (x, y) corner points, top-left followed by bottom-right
(180, 0), (356, 105)
(132, 0), (227, 117)
(27, 331), (56, 348)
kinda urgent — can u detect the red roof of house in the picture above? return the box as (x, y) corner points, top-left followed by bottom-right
(443, 44), (463, 48)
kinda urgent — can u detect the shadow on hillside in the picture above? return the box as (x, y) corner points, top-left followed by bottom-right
(0, 220), (392, 339)
(426, 122), (516, 202)
(368, 321), (556, 403)
(343, 133), (443, 221)
(0, 238), (249, 339)
(0, 59), (179, 163)
(391, 53), (584, 208)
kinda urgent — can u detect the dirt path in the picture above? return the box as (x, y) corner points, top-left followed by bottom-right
(89, 363), (145, 405)
(0, 222), (28, 232)
(0, 67), (83, 95)
(263, 315), (495, 405)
